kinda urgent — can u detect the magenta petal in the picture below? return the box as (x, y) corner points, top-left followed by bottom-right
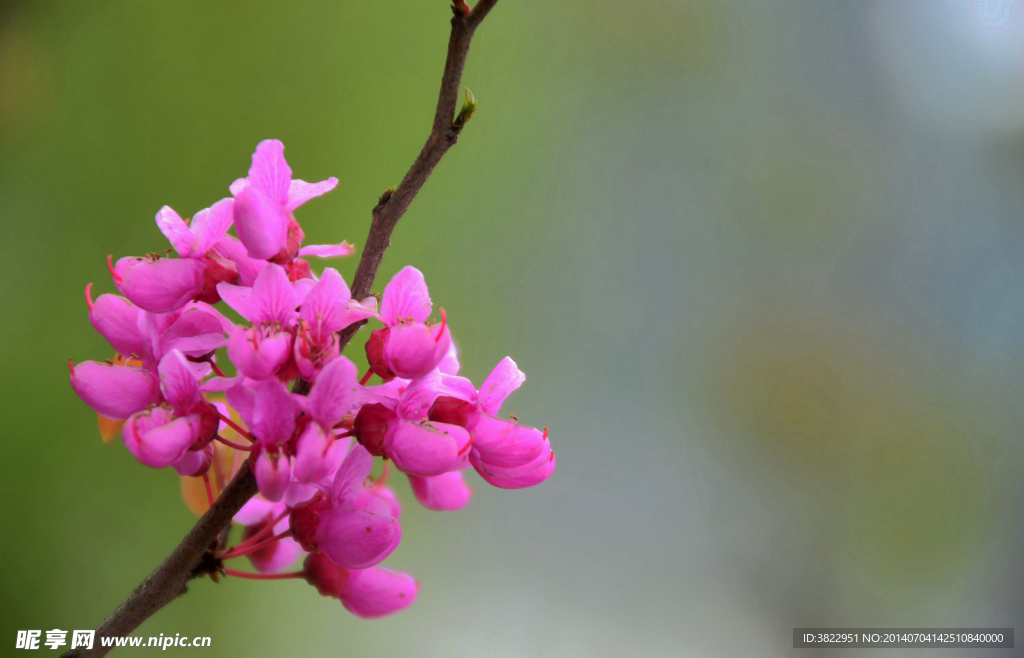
(249, 264), (296, 325)
(190, 197), (234, 255)
(470, 415), (547, 471)
(172, 446), (210, 476)
(250, 535), (303, 573)
(233, 185), (288, 260)
(248, 139), (292, 205)
(383, 323), (448, 380)
(251, 379), (299, 447)
(234, 496), (278, 526)
(88, 294), (147, 359)
(475, 450), (556, 490)
(211, 236), (267, 286)
(386, 420), (469, 478)
(286, 177), (338, 213)
(380, 266), (431, 325)
(316, 508), (401, 570)
(118, 258), (206, 313)
(299, 268), (350, 341)
(226, 328), (292, 381)
(155, 206), (194, 256)
(331, 444), (374, 505)
(254, 451), (291, 502)
(408, 471), (472, 511)
(123, 411), (199, 469)
(297, 242), (354, 259)
(215, 282), (252, 319)
(293, 423), (332, 483)
(69, 361), (161, 420)
(159, 308), (230, 357)
(478, 357), (525, 415)
(340, 567), (418, 619)
(306, 356), (360, 429)
(157, 350), (200, 413)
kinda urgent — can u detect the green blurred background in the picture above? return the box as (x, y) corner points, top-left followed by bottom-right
(2, 0), (1024, 655)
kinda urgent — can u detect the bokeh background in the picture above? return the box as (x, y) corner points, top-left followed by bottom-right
(2, 0), (1024, 655)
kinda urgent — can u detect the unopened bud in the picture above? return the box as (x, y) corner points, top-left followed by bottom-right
(455, 87), (477, 127)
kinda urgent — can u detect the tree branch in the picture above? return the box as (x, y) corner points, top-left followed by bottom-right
(66, 3), (499, 655)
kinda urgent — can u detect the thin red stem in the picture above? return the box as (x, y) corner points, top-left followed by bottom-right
(226, 509), (289, 553)
(218, 413), (256, 442)
(202, 474), (215, 507)
(209, 361), (227, 378)
(359, 369), (374, 385)
(223, 568), (305, 581)
(216, 435), (254, 451)
(221, 530), (293, 560)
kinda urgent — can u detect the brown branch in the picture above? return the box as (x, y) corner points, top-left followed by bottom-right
(66, 2), (499, 655)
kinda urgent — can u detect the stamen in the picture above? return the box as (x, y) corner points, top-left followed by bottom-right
(106, 254), (122, 282)
(84, 283), (94, 310)
(67, 359), (75, 375)
(223, 568), (305, 581)
(436, 308), (447, 343)
(220, 530), (293, 560)
(374, 461), (391, 488)
(543, 427), (548, 441)
(227, 509), (289, 553)
(216, 435), (254, 451)
(218, 413), (256, 442)
(202, 473), (215, 507)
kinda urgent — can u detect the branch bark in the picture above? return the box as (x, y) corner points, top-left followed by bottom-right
(66, 3), (499, 656)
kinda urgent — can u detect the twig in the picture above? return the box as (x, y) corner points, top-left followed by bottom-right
(65, 3), (500, 655)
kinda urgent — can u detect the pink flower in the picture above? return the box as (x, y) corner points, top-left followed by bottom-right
(367, 266), (451, 380)
(230, 139), (352, 264)
(290, 445), (401, 570)
(234, 497), (303, 573)
(304, 552), (417, 618)
(293, 269), (376, 380)
(219, 264), (300, 381)
(155, 199), (241, 304)
(69, 360), (161, 420)
(408, 470), (473, 511)
(110, 255), (207, 314)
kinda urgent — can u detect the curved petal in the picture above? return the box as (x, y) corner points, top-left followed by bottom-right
(286, 177), (338, 213)
(254, 450), (291, 502)
(386, 420), (469, 478)
(88, 294), (147, 359)
(306, 356), (360, 429)
(250, 264), (296, 325)
(478, 357), (525, 415)
(331, 444), (374, 505)
(299, 267), (350, 342)
(470, 415), (548, 471)
(69, 361), (161, 420)
(383, 322), (448, 380)
(474, 449), (556, 490)
(408, 471), (472, 511)
(226, 328), (292, 381)
(233, 185), (288, 260)
(380, 266), (431, 325)
(215, 282), (252, 320)
(317, 508), (400, 570)
(157, 349), (200, 413)
(248, 139), (291, 205)
(124, 414), (199, 469)
(155, 206), (194, 256)
(118, 257), (206, 313)
(190, 197), (234, 254)
(340, 567), (418, 619)
(251, 379), (299, 447)
(297, 242), (354, 259)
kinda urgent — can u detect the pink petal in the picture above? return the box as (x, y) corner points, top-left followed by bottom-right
(117, 257), (206, 313)
(470, 415), (548, 471)
(437, 338), (461, 376)
(331, 444), (374, 505)
(249, 535), (303, 573)
(386, 420), (469, 478)
(159, 307), (230, 358)
(250, 264), (296, 325)
(317, 508), (401, 570)
(211, 236), (267, 286)
(297, 242), (354, 259)
(254, 450), (291, 502)
(286, 177), (338, 213)
(343, 297), (380, 326)
(69, 361), (161, 420)
(396, 370), (445, 421)
(190, 197), (234, 255)
(88, 294), (147, 359)
(123, 411), (199, 469)
(225, 382), (256, 428)
(157, 350), (200, 413)
(383, 322), (450, 380)
(340, 567), (418, 618)
(474, 449), (556, 490)
(300, 267), (350, 342)
(306, 356), (360, 429)
(478, 357), (525, 415)
(380, 266), (431, 325)
(215, 282), (252, 320)
(232, 185), (288, 260)
(234, 496), (278, 526)
(248, 139), (292, 205)
(226, 328), (292, 381)
(408, 471), (472, 511)
(293, 423), (332, 483)
(172, 445), (211, 476)
(155, 206), (194, 257)
(251, 379), (299, 447)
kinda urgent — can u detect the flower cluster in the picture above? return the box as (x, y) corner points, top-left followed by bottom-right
(69, 140), (555, 618)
